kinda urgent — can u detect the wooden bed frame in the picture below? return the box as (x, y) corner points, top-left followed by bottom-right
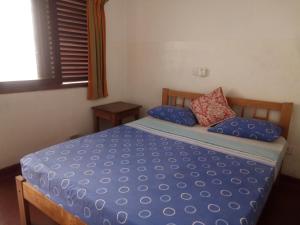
(16, 88), (293, 225)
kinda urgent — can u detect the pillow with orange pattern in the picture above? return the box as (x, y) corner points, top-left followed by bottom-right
(190, 87), (236, 127)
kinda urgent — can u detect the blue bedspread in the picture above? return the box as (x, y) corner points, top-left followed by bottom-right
(21, 125), (274, 225)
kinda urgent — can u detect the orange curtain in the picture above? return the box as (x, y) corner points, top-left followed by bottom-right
(87, 0), (109, 100)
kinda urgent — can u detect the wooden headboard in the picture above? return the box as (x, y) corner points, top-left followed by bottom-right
(162, 88), (293, 139)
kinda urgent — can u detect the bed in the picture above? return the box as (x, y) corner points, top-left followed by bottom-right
(16, 88), (293, 225)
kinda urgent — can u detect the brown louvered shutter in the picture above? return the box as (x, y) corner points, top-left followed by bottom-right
(52, 0), (88, 84)
(31, 0), (59, 80)
(0, 0), (88, 94)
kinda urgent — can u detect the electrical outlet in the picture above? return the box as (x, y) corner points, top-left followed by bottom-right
(192, 67), (209, 78)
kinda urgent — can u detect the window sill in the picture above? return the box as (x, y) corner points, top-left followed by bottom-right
(0, 80), (88, 95)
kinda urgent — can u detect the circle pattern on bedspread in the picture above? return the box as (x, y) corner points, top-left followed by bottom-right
(20, 125), (274, 225)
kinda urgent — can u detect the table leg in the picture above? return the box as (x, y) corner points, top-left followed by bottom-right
(134, 113), (140, 120)
(93, 114), (100, 132)
(112, 116), (122, 127)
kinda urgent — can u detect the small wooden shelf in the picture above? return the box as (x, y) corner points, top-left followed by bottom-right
(92, 101), (142, 132)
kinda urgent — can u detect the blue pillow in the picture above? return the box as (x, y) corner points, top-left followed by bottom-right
(208, 117), (282, 142)
(147, 105), (197, 126)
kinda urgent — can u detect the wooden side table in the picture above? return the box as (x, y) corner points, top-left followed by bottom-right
(92, 101), (142, 132)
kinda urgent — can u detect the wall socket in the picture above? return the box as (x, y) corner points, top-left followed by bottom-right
(192, 67), (209, 78)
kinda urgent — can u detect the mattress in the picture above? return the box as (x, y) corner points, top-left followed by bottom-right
(131, 117), (287, 179)
(21, 117), (283, 225)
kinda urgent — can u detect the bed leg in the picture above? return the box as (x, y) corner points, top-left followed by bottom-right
(16, 176), (31, 225)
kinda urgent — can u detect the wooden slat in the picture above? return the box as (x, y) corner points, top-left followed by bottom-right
(62, 67), (88, 71)
(59, 37), (87, 44)
(241, 106), (245, 117)
(56, 5), (86, 16)
(59, 42), (88, 49)
(58, 17), (86, 26)
(59, 0), (86, 7)
(162, 88), (169, 105)
(168, 89), (204, 100)
(57, 12), (86, 22)
(279, 103), (293, 138)
(61, 61), (87, 65)
(58, 23), (87, 32)
(182, 98), (186, 107)
(61, 57), (87, 62)
(171, 97), (176, 106)
(60, 47), (88, 52)
(228, 98), (283, 110)
(58, 27), (87, 35)
(253, 108), (257, 118)
(59, 31), (87, 38)
(56, 1), (85, 12)
(16, 176), (31, 225)
(60, 51), (88, 56)
(62, 76), (88, 82)
(57, 1), (87, 12)
(62, 69), (88, 74)
(266, 109), (270, 120)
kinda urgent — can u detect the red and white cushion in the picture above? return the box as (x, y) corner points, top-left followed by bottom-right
(190, 87), (236, 127)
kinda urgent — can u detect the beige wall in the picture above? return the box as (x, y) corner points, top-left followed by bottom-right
(0, 0), (127, 169)
(126, 0), (300, 178)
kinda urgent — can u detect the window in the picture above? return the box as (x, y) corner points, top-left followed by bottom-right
(0, 0), (88, 94)
(0, 1), (38, 82)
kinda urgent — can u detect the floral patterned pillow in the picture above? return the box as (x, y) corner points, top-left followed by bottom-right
(190, 87), (236, 127)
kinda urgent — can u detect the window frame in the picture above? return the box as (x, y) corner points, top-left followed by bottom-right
(0, 0), (88, 95)
(0, 79), (87, 94)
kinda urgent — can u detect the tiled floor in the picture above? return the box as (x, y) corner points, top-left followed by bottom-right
(0, 175), (299, 225)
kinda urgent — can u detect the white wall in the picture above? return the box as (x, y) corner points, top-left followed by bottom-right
(0, 0), (128, 169)
(126, 0), (300, 178)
